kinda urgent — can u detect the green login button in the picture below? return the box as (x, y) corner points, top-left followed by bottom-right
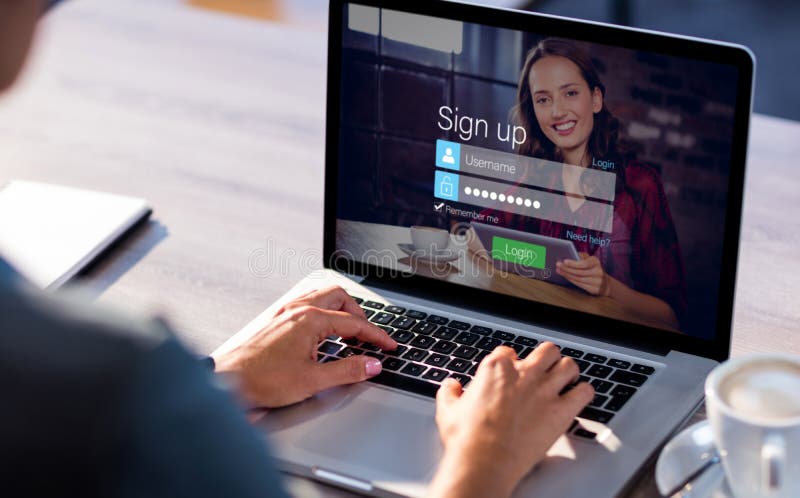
(491, 236), (546, 269)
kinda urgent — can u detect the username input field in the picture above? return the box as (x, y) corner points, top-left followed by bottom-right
(435, 139), (617, 202)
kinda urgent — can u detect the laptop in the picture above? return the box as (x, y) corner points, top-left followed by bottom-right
(213, 0), (753, 496)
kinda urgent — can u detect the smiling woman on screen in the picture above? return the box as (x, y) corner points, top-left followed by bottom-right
(513, 38), (686, 330)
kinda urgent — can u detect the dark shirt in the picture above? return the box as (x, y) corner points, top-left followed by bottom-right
(0, 259), (287, 497)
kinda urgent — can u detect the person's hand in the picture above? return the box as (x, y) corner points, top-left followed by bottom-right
(429, 343), (594, 498)
(212, 286), (397, 408)
(556, 252), (611, 296)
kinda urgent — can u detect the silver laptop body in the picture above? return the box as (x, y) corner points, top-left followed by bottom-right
(214, 1), (754, 496)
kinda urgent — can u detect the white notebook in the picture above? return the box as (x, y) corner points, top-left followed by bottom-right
(0, 181), (151, 290)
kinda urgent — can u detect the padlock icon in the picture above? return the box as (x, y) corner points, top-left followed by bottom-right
(439, 176), (453, 197)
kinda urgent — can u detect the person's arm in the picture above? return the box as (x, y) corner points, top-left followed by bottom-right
(212, 286), (397, 408)
(429, 343), (594, 498)
(556, 253), (680, 329)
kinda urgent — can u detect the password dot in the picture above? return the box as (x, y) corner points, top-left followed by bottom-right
(464, 187), (472, 195)
(533, 200), (541, 209)
(507, 195), (515, 204)
(490, 192), (497, 200)
(481, 190), (489, 198)
(524, 199), (532, 207)
(499, 194), (506, 202)
(515, 197), (523, 205)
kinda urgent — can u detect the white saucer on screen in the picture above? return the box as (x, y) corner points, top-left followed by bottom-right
(397, 243), (459, 263)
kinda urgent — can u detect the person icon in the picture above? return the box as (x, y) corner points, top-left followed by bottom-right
(435, 139), (460, 169)
(441, 147), (455, 165)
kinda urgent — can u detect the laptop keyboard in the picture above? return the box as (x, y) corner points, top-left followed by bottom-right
(317, 296), (658, 439)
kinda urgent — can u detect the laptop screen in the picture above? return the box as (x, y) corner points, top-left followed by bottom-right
(332, 2), (744, 341)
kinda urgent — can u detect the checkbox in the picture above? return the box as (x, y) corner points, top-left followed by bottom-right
(434, 202), (444, 211)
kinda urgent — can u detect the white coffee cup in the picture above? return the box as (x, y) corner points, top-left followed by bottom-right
(705, 353), (800, 498)
(410, 226), (449, 253)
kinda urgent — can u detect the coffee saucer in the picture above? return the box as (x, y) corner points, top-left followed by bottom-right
(656, 420), (733, 497)
(398, 243), (459, 263)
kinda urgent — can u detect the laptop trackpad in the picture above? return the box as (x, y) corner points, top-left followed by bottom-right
(285, 386), (441, 481)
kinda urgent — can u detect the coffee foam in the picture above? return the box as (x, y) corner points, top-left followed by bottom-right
(719, 362), (800, 421)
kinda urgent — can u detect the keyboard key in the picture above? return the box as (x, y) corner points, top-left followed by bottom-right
(587, 364), (613, 379)
(447, 358), (472, 373)
(365, 352), (384, 360)
(471, 325), (493, 335)
(424, 353), (451, 368)
(384, 305), (406, 314)
(590, 394), (609, 408)
(514, 336), (538, 347)
(426, 314), (449, 325)
(378, 325), (394, 334)
(406, 309), (428, 320)
(391, 330), (414, 344)
(400, 363), (427, 377)
(475, 337), (503, 351)
(573, 428), (597, 439)
(519, 347), (534, 359)
(631, 364), (655, 375)
(590, 379), (613, 393)
(409, 335), (436, 349)
(492, 330), (515, 341)
(468, 363), (479, 375)
(584, 353), (608, 364)
(454, 332), (480, 346)
(337, 347), (359, 358)
(360, 342), (381, 351)
(317, 353), (324, 361)
(370, 312), (395, 325)
(608, 359), (631, 369)
(611, 384), (637, 397)
(449, 320), (470, 330)
(449, 373), (472, 386)
(382, 345), (408, 357)
(575, 359), (590, 372)
(318, 341), (342, 355)
(363, 301), (384, 310)
(412, 321), (438, 335)
(474, 350), (490, 363)
(403, 348), (429, 362)
(431, 340), (457, 354)
(350, 296), (363, 304)
(578, 375), (591, 383)
(605, 394), (633, 411)
(342, 337), (360, 345)
(578, 407), (614, 424)
(369, 370), (437, 397)
(503, 342), (525, 355)
(452, 345), (479, 360)
(423, 368), (449, 382)
(432, 327), (458, 340)
(361, 308), (375, 319)
(610, 370), (648, 387)
(391, 316), (416, 330)
(561, 347), (584, 358)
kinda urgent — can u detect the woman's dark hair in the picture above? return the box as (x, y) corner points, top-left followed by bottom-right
(514, 38), (630, 192)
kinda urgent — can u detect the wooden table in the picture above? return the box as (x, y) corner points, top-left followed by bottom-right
(0, 1), (798, 496)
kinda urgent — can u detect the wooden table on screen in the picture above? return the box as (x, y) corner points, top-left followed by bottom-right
(0, 1), (798, 497)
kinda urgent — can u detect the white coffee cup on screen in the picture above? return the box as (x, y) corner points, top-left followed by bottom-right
(410, 226), (449, 253)
(705, 353), (800, 498)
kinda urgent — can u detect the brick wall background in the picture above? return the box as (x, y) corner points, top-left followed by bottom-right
(337, 9), (739, 338)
